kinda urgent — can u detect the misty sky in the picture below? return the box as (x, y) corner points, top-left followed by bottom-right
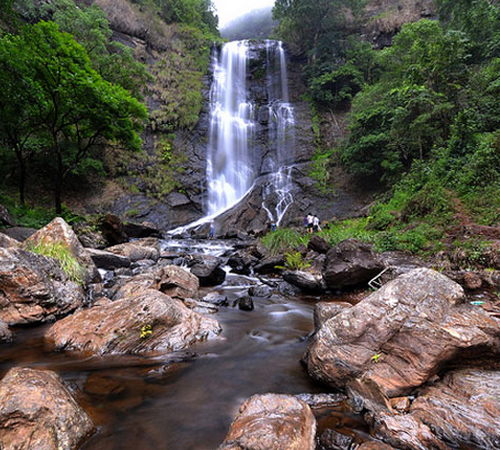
(212, 0), (276, 28)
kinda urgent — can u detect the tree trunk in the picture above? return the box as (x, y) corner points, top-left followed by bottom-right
(55, 151), (63, 215)
(14, 147), (26, 206)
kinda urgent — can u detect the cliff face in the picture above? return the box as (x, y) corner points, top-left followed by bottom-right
(362, 0), (436, 48)
(77, 0), (438, 231)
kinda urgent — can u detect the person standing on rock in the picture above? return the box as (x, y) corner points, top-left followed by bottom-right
(209, 220), (215, 239)
(306, 213), (314, 233)
(313, 214), (321, 233)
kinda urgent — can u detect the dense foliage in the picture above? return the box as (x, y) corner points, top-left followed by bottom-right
(0, 0), (218, 217)
(273, 0), (500, 260)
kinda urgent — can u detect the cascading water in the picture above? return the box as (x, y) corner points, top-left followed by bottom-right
(207, 41), (256, 216)
(206, 40), (295, 225)
(262, 40), (295, 226)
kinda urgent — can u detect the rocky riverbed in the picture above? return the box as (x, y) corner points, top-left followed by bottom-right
(0, 216), (500, 450)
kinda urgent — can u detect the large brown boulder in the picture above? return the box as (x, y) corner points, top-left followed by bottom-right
(114, 264), (199, 300)
(0, 247), (86, 325)
(218, 394), (316, 450)
(306, 268), (500, 402)
(0, 367), (95, 450)
(44, 288), (221, 356)
(24, 217), (100, 284)
(323, 239), (385, 289)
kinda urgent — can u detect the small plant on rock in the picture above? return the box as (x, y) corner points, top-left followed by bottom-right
(140, 324), (153, 339)
(276, 251), (311, 271)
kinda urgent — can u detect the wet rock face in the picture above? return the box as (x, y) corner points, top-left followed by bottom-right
(0, 367), (95, 450)
(45, 287), (221, 356)
(218, 394), (316, 450)
(323, 239), (385, 290)
(0, 247), (85, 326)
(306, 268), (500, 399)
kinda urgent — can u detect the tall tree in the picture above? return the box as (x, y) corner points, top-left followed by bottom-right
(0, 32), (42, 204)
(20, 21), (147, 213)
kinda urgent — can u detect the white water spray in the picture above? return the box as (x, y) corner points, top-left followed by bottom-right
(206, 41), (256, 216)
(262, 40), (295, 226)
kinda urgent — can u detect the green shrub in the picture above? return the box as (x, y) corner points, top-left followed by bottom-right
(319, 218), (374, 247)
(261, 228), (308, 256)
(275, 251), (311, 271)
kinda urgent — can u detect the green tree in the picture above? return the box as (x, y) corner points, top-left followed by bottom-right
(0, 32), (42, 204)
(341, 20), (470, 183)
(20, 21), (147, 213)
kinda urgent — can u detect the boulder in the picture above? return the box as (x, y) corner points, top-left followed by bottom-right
(308, 234), (330, 254)
(99, 213), (128, 245)
(306, 268), (500, 402)
(323, 239), (385, 289)
(86, 248), (131, 270)
(410, 369), (500, 449)
(313, 302), (352, 332)
(283, 270), (326, 293)
(0, 247), (85, 325)
(115, 265), (199, 300)
(124, 221), (161, 238)
(106, 239), (160, 263)
(254, 255), (285, 274)
(45, 288), (221, 356)
(73, 222), (108, 249)
(318, 429), (355, 450)
(0, 232), (20, 249)
(1, 226), (36, 242)
(24, 217), (100, 284)
(0, 367), (95, 450)
(218, 394), (316, 450)
(238, 295), (254, 311)
(188, 254), (226, 286)
(227, 249), (258, 275)
(358, 443), (396, 450)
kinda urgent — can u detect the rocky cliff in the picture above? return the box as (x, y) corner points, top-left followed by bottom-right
(75, 0), (437, 233)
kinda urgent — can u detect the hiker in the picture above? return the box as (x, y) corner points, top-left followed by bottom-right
(208, 220), (215, 239)
(306, 213), (314, 233)
(271, 221), (277, 232)
(313, 214), (321, 233)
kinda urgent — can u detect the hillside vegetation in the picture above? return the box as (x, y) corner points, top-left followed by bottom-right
(0, 0), (218, 221)
(271, 0), (500, 266)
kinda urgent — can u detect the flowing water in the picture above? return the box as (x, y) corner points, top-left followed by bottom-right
(0, 239), (374, 449)
(207, 41), (255, 216)
(207, 40), (295, 224)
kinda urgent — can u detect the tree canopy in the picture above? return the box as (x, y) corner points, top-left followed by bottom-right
(0, 20), (147, 212)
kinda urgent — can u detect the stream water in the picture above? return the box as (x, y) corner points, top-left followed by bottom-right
(0, 239), (369, 449)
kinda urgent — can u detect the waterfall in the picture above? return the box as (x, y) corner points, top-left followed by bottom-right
(262, 40), (295, 226)
(204, 39), (295, 226)
(206, 41), (256, 216)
